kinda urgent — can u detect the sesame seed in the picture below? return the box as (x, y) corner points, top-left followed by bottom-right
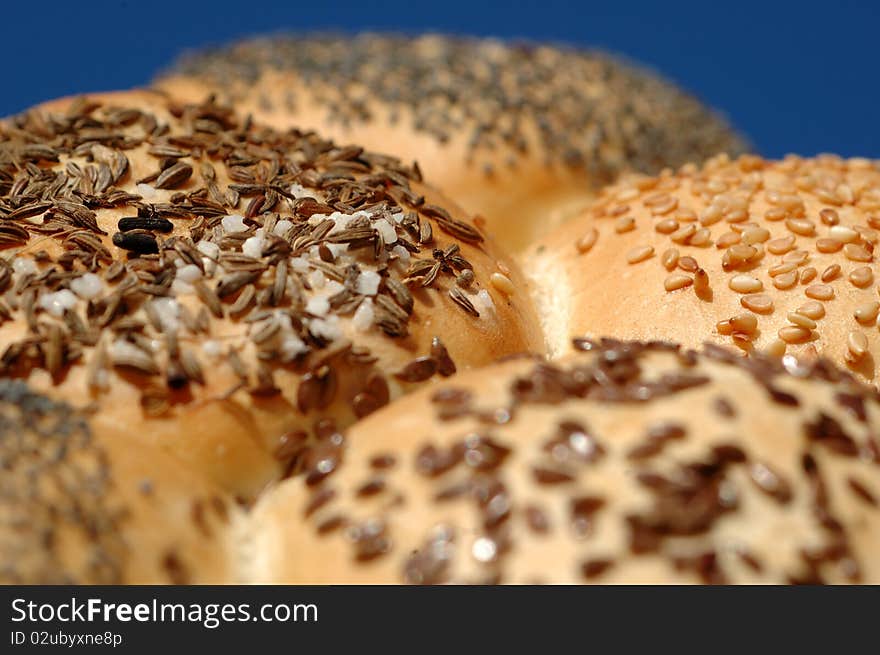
(626, 245), (654, 264)
(489, 272), (514, 295)
(730, 313), (757, 333)
(854, 301), (880, 324)
(799, 267), (817, 284)
(716, 319), (734, 336)
(678, 256), (699, 272)
(772, 271), (798, 290)
(847, 330), (868, 360)
(661, 248), (679, 271)
(785, 218), (816, 236)
(764, 207), (788, 222)
(765, 338), (787, 357)
(615, 216), (636, 233)
(664, 273), (693, 292)
(689, 228), (712, 247)
(716, 231), (741, 249)
(726, 244), (757, 267)
(576, 228), (598, 254)
(787, 312), (817, 330)
(670, 224), (697, 244)
(778, 325), (812, 344)
(805, 284), (834, 301)
(655, 219), (679, 234)
(850, 266), (874, 287)
(694, 268), (710, 292)
(829, 225), (859, 243)
(797, 301), (825, 320)
(782, 250), (809, 265)
(741, 227), (770, 244)
(649, 196), (678, 215)
(820, 208), (840, 225)
(820, 264), (841, 282)
(741, 293), (774, 314)
(700, 205), (723, 226)
(816, 238), (843, 254)
(844, 243), (873, 262)
(729, 275), (763, 293)
(674, 208), (697, 222)
(856, 226), (879, 244)
(725, 208), (748, 224)
(815, 188), (843, 205)
(766, 235), (796, 255)
(642, 192), (670, 208)
(768, 262), (798, 277)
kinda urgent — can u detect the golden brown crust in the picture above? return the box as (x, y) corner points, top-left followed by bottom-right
(529, 154), (880, 382)
(155, 34), (747, 253)
(247, 340), (880, 584)
(0, 90), (543, 499)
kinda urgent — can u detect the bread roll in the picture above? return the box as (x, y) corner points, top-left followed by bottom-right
(0, 90), (542, 500)
(530, 154), (880, 381)
(0, 379), (238, 584)
(245, 339), (880, 584)
(155, 34), (747, 253)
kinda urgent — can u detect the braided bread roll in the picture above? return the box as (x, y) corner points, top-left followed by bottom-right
(245, 340), (880, 584)
(530, 154), (880, 383)
(0, 90), (542, 499)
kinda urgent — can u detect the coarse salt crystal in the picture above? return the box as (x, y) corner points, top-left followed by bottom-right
(391, 245), (411, 268)
(171, 280), (194, 296)
(242, 234), (265, 259)
(38, 289), (77, 317)
(356, 270), (381, 296)
(136, 183), (160, 201)
(111, 339), (145, 362)
(326, 242), (348, 258)
(273, 219), (293, 237)
(309, 315), (342, 341)
(201, 340), (222, 358)
(176, 264), (202, 283)
(289, 183), (310, 198)
(306, 296), (330, 316)
(323, 280), (344, 297)
(475, 290), (495, 315)
(290, 257), (310, 273)
(12, 259), (37, 276)
(308, 269), (326, 290)
(196, 240), (220, 260)
(352, 298), (374, 332)
(375, 219), (398, 244)
(281, 336), (308, 361)
(221, 214), (247, 233)
(69, 273), (102, 299)
(151, 298), (180, 332)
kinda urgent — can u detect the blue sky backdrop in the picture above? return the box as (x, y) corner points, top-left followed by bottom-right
(3, 0), (878, 158)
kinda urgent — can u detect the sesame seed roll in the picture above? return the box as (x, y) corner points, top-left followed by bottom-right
(0, 90), (543, 500)
(0, 379), (239, 584)
(529, 154), (880, 382)
(243, 340), (880, 584)
(154, 34), (747, 253)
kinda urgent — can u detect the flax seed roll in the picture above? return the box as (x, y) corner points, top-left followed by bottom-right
(244, 340), (880, 584)
(529, 154), (880, 381)
(0, 379), (238, 584)
(155, 33), (747, 253)
(0, 90), (542, 500)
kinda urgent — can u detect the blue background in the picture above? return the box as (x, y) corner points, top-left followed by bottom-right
(3, 0), (878, 159)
